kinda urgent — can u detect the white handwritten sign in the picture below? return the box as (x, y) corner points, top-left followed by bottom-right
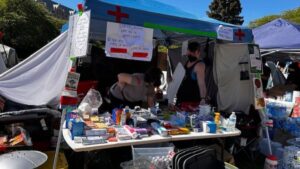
(217, 25), (233, 41)
(105, 22), (153, 61)
(68, 11), (90, 58)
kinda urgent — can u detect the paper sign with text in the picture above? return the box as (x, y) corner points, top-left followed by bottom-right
(253, 78), (265, 109)
(68, 11), (90, 58)
(249, 45), (262, 74)
(105, 22), (153, 61)
(217, 25), (233, 41)
(65, 72), (80, 91)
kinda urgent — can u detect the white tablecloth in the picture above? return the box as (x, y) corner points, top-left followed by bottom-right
(63, 125), (241, 152)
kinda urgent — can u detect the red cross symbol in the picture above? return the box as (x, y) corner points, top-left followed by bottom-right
(234, 29), (245, 41)
(107, 6), (129, 23)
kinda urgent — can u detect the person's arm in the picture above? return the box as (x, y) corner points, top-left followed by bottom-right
(117, 73), (132, 90)
(146, 86), (155, 107)
(195, 63), (207, 105)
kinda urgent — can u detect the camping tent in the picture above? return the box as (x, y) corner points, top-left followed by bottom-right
(0, 0), (254, 106)
(253, 18), (300, 59)
(86, 0), (253, 43)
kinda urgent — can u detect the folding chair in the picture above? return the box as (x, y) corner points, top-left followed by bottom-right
(232, 109), (261, 161)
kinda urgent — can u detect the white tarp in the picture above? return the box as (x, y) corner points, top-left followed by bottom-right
(0, 32), (71, 106)
(214, 43), (254, 113)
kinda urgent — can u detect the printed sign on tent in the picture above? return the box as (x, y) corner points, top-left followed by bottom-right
(248, 44), (262, 74)
(217, 25), (233, 41)
(68, 10), (91, 58)
(105, 22), (154, 62)
(253, 77), (265, 109)
(65, 71), (80, 91)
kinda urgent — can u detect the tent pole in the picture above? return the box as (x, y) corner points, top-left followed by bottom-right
(52, 109), (66, 169)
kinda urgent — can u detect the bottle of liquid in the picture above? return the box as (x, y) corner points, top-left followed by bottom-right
(155, 102), (160, 115)
(227, 112), (237, 132)
(120, 107), (128, 126)
(124, 106), (130, 119)
(115, 109), (122, 125)
(264, 155), (278, 169)
(214, 112), (221, 132)
(211, 107), (216, 116)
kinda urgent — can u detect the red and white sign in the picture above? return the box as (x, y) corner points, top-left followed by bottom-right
(105, 22), (153, 62)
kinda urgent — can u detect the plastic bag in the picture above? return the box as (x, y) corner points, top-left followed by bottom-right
(78, 89), (102, 115)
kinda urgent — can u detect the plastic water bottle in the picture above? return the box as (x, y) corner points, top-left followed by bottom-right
(227, 112), (237, 132)
(120, 108), (127, 126)
(155, 102), (160, 114)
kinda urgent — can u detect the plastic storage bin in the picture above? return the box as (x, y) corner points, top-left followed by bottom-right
(120, 157), (153, 169)
(132, 146), (174, 160)
(128, 146), (174, 169)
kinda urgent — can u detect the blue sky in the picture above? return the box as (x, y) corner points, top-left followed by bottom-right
(55, 0), (300, 26)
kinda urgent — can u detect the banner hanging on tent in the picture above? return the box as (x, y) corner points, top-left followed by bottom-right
(105, 22), (153, 62)
(68, 10), (91, 58)
(217, 25), (233, 41)
(253, 76), (265, 109)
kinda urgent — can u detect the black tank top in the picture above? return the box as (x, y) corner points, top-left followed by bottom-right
(176, 61), (202, 104)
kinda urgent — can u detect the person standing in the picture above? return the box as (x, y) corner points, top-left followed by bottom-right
(176, 41), (207, 107)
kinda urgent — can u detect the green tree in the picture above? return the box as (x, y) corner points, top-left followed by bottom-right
(248, 15), (280, 28)
(249, 7), (300, 28)
(282, 7), (300, 24)
(0, 0), (65, 58)
(207, 0), (244, 25)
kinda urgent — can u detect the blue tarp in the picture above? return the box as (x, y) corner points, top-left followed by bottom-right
(253, 18), (300, 49)
(84, 0), (253, 43)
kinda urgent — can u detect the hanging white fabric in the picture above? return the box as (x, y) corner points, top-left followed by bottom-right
(214, 43), (254, 114)
(0, 32), (72, 106)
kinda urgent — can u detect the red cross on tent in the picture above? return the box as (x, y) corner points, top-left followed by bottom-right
(235, 29), (245, 41)
(107, 6), (129, 23)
